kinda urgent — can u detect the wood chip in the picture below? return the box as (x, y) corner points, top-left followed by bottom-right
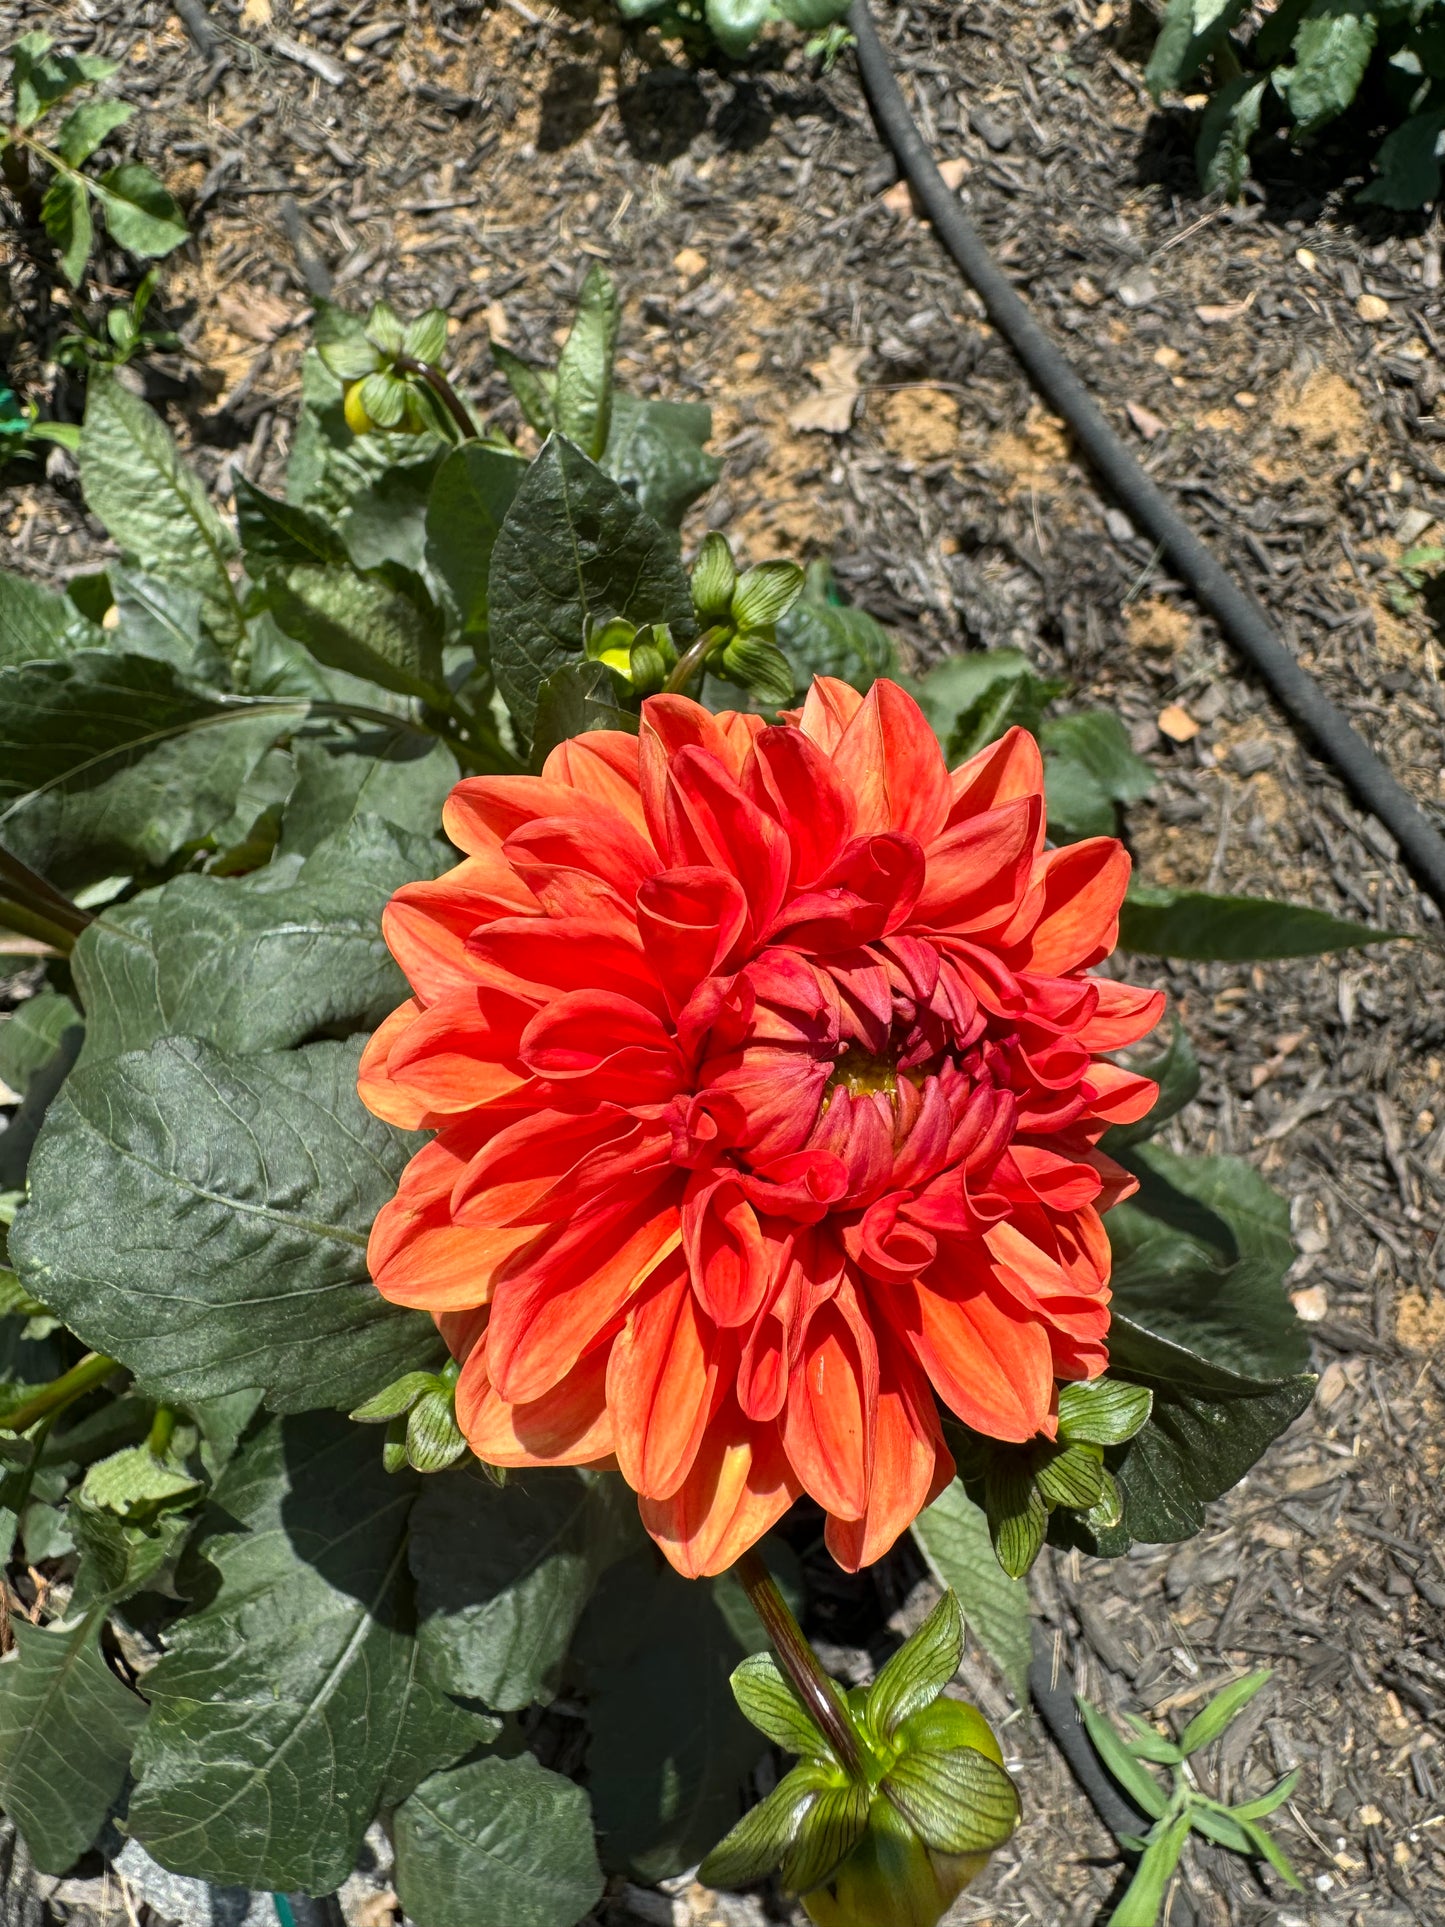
(788, 343), (867, 436)
(1126, 399), (1165, 440)
(881, 157), (968, 215)
(1157, 703), (1199, 742)
(1357, 293), (1391, 323)
(1196, 294), (1255, 325)
(673, 246), (708, 279)
(270, 32), (348, 87)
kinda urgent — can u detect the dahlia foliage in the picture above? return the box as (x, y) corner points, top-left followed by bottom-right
(359, 677), (1165, 1576)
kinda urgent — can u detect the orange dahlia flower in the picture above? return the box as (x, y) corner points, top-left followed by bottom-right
(359, 677), (1164, 1577)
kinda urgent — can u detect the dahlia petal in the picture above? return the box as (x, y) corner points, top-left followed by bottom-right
(745, 724), (855, 888)
(1012, 839), (1132, 974)
(895, 1268), (1055, 1441)
(466, 916), (667, 1018)
(357, 1000), (431, 1129)
(457, 1337), (615, 1466)
(451, 1105), (649, 1227)
(639, 696), (748, 852)
(913, 797), (1042, 934)
(1072, 978), (1167, 1051)
(607, 1248), (720, 1500)
(383, 856), (539, 1001)
(997, 1144), (1104, 1212)
(798, 675), (865, 755)
(384, 988), (531, 1115)
(504, 812), (659, 919)
(831, 679), (952, 846)
(636, 866), (749, 1015)
(945, 724), (1045, 822)
(825, 1326), (952, 1571)
(1080, 1059), (1159, 1124)
(520, 989), (686, 1103)
(663, 748), (790, 940)
(485, 1193), (681, 1404)
(781, 1277), (878, 1521)
(639, 1398), (800, 1578)
(444, 774), (623, 852)
(682, 1173), (780, 1328)
(541, 730), (650, 840)
(370, 1169), (540, 1312)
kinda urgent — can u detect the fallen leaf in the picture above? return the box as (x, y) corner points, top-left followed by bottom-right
(1126, 400), (1166, 440)
(673, 246), (707, 279)
(1195, 293), (1255, 324)
(240, 0), (273, 23)
(789, 343), (867, 436)
(1157, 703), (1199, 743)
(215, 288), (296, 343)
(1356, 292), (1390, 323)
(881, 157), (968, 216)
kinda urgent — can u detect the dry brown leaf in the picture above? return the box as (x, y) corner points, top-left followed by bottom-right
(881, 157), (968, 216)
(1195, 293), (1255, 325)
(788, 343), (867, 436)
(1125, 400), (1166, 441)
(1157, 703), (1199, 743)
(215, 288), (295, 343)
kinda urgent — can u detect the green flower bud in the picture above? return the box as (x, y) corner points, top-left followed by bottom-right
(402, 306), (449, 365)
(802, 1796), (990, 1927)
(691, 531), (738, 618)
(732, 558), (805, 630)
(585, 615), (638, 674)
(365, 300), (406, 356)
(629, 638), (668, 693)
(720, 635), (795, 708)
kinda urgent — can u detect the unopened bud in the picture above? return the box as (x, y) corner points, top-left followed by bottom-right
(720, 636), (795, 707)
(691, 531), (738, 618)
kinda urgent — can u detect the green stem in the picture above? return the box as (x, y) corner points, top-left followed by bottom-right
(1, 131), (42, 224)
(394, 355), (480, 442)
(0, 846), (93, 935)
(0, 897), (79, 954)
(663, 626), (725, 697)
(146, 1404), (176, 1457)
(0, 1353), (120, 1435)
(735, 1547), (865, 1777)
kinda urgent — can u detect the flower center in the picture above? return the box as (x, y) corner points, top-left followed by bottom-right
(826, 1046), (900, 1104)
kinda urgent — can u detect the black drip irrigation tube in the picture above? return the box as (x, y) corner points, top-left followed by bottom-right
(846, 0), (1445, 920)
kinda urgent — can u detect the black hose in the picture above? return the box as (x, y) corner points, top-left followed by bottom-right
(846, 0), (1445, 919)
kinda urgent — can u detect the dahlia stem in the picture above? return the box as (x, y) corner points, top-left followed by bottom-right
(394, 354), (480, 442)
(736, 1547), (866, 1777)
(663, 626), (725, 697)
(0, 1353), (120, 1435)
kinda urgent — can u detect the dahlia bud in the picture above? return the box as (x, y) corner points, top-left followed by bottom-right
(701, 1593), (1019, 1927)
(719, 635), (795, 707)
(691, 531), (738, 618)
(350, 1359), (468, 1474)
(584, 614), (639, 675)
(628, 637), (669, 693)
(730, 559), (805, 630)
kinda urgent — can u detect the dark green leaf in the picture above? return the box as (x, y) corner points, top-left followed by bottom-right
(80, 379), (243, 657)
(530, 658), (639, 766)
(492, 344), (556, 439)
(343, 453), (449, 576)
(489, 436), (694, 739)
(1197, 75), (1268, 198)
(54, 97), (132, 165)
(267, 563), (447, 703)
(1119, 883), (1394, 960)
(13, 1036), (443, 1412)
(730, 1651), (827, 1757)
(411, 1465), (632, 1711)
(554, 263), (620, 461)
(1104, 1017), (1200, 1152)
(278, 737), (457, 855)
(911, 1481), (1030, 1701)
(1146, 0), (1246, 96)
(69, 1499), (192, 1609)
(775, 560), (897, 693)
(424, 444), (528, 639)
(110, 565), (226, 682)
(706, 0), (775, 56)
(0, 991), (81, 1099)
(41, 170), (92, 289)
(0, 652), (296, 889)
(0, 570), (98, 668)
(1361, 105), (1445, 208)
(94, 162), (188, 258)
(576, 1548), (767, 1880)
(72, 819), (445, 1065)
(866, 1592), (963, 1739)
(1041, 710), (1155, 840)
(0, 1611), (146, 1873)
(129, 1414), (472, 1890)
(1076, 1698), (1169, 1820)
(1108, 1141), (1306, 1380)
(910, 649), (1064, 763)
(1178, 1670), (1271, 1755)
(12, 33), (116, 127)
(698, 1763), (825, 1889)
(881, 1745), (1019, 1855)
(603, 395), (720, 530)
(1277, 0), (1377, 133)
(235, 477), (348, 571)
(394, 1754), (603, 1927)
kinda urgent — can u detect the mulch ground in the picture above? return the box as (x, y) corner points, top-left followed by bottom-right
(2, 2), (1444, 1924)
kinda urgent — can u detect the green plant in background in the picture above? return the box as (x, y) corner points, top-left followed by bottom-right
(0, 385), (80, 472)
(54, 268), (180, 373)
(1148, 0), (1445, 206)
(1, 32), (187, 288)
(1079, 1672), (1301, 1925)
(1389, 539), (1445, 613)
(611, 0), (853, 60)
